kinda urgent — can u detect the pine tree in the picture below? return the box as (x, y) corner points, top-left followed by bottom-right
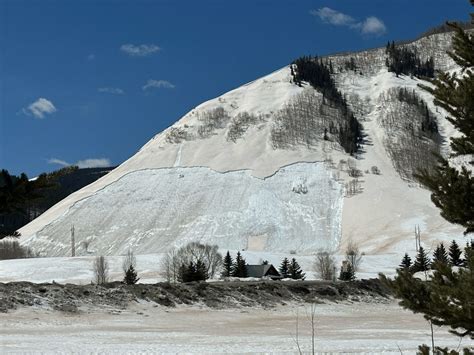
(399, 253), (412, 270)
(221, 251), (233, 277)
(288, 258), (306, 280)
(232, 252), (247, 278)
(449, 240), (464, 266)
(382, 10), (474, 344)
(279, 257), (290, 278)
(123, 264), (140, 285)
(432, 243), (449, 268)
(416, 15), (474, 235)
(339, 262), (355, 281)
(195, 259), (208, 281)
(412, 246), (431, 273)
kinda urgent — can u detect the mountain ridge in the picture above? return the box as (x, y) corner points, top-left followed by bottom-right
(18, 30), (467, 260)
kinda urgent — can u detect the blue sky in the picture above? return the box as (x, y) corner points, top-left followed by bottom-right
(1, 0), (471, 177)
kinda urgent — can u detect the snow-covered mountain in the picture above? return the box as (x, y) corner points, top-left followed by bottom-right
(19, 31), (467, 258)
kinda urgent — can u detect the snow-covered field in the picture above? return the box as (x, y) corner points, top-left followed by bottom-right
(1, 300), (470, 354)
(0, 250), (436, 284)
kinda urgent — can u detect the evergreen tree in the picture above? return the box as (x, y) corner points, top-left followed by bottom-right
(432, 242), (449, 268)
(412, 246), (431, 273)
(232, 251), (247, 277)
(382, 250), (474, 339)
(279, 257), (290, 278)
(339, 262), (355, 281)
(178, 261), (208, 282)
(399, 253), (412, 270)
(449, 240), (464, 266)
(123, 264), (140, 285)
(416, 15), (474, 235)
(195, 259), (208, 281)
(382, 11), (474, 345)
(288, 258), (306, 280)
(221, 251), (233, 277)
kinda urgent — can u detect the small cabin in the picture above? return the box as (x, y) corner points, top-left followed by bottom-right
(245, 264), (282, 280)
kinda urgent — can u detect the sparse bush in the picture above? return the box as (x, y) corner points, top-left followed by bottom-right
(348, 168), (363, 178)
(166, 127), (188, 143)
(370, 166), (381, 175)
(345, 179), (361, 196)
(197, 107), (230, 138)
(0, 238), (35, 260)
(93, 256), (109, 285)
(226, 112), (262, 142)
(314, 252), (336, 280)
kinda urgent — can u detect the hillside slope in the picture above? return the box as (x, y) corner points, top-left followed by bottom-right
(19, 31), (467, 258)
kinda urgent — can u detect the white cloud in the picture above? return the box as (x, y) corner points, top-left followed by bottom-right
(47, 158), (69, 167)
(48, 157), (112, 169)
(311, 7), (387, 37)
(23, 98), (57, 119)
(142, 79), (175, 91)
(311, 7), (355, 26)
(361, 16), (387, 35)
(98, 87), (125, 95)
(120, 43), (160, 57)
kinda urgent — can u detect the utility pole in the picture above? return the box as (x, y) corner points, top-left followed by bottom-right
(415, 225), (421, 252)
(71, 225), (75, 257)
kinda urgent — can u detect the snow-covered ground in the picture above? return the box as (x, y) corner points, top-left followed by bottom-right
(1, 301), (471, 354)
(0, 250), (436, 284)
(22, 163), (343, 256)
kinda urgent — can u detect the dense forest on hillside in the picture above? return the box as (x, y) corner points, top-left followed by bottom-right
(288, 56), (362, 154)
(0, 166), (114, 238)
(385, 41), (435, 78)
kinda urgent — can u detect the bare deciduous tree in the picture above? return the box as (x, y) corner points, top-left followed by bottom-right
(160, 249), (180, 283)
(176, 242), (223, 279)
(161, 242), (223, 282)
(314, 252), (336, 281)
(345, 240), (364, 272)
(93, 256), (109, 285)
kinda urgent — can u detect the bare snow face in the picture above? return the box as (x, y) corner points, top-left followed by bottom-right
(27, 163), (343, 256)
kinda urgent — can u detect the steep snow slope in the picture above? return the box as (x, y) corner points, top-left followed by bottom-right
(19, 31), (466, 258)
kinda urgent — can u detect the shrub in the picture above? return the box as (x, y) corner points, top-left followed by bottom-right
(314, 252), (336, 281)
(0, 238), (35, 260)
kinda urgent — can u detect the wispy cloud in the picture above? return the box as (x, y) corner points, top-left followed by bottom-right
(87, 54), (95, 61)
(98, 87), (125, 95)
(22, 98), (57, 119)
(142, 79), (175, 91)
(311, 7), (387, 36)
(47, 158), (69, 167)
(360, 17), (387, 35)
(120, 43), (160, 57)
(311, 7), (356, 26)
(48, 157), (112, 169)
